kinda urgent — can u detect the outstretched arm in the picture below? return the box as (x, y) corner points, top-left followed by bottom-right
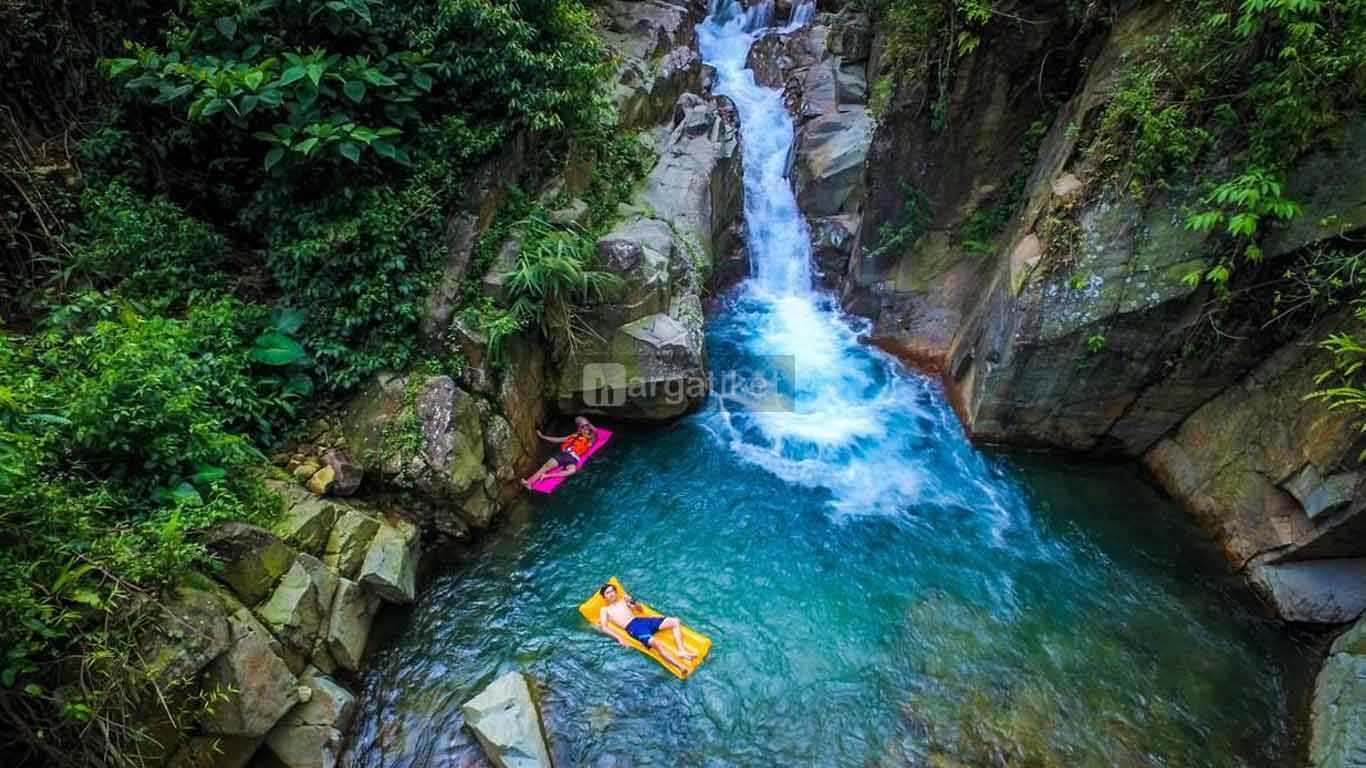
(537, 429), (569, 443)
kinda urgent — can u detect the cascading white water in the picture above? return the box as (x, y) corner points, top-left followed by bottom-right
(698, 1), (1017, 524)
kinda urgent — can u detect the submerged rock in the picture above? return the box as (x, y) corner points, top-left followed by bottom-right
(461, 672), (553, 768)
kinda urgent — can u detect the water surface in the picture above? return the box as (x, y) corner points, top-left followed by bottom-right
(343, 3), (1304, 766)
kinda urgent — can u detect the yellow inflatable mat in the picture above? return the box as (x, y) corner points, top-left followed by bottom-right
(578, 577), (711, 679)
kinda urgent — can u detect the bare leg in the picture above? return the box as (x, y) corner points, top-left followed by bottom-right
(660, 617), (696, 660)
(652, 640), (691, 677)
(541, 464), (578, 482)
(521, 458), (559, 487)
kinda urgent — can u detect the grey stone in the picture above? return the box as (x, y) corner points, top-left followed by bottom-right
(202, 523), (297, 607)
(272, 497), (341, 556)
(322, 507), (382, 579)
(201, 607), (300, 736)
(326, 578), (381, 671)
(461, 672), (552, 768)
(359, 518), (420, 604)
(1250, 558), (1366, 624)
(792, 107), (873, 217)
(322, 450), (363, 497)
(1310, 615), (1366, 768)
(255, 554), (339, 669)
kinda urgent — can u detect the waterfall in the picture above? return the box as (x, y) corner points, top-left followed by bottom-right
(697, 3), (1014, 522)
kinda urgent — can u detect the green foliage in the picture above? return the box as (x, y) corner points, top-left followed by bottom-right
(0, 292), (294, 765)
(1085, 333), (1107, 353)
(1091, 0), (1365, 198)
(870, 0), (995, 130)
(1308, 300), (1366, 458)
(64, 180), (232, 304)
(471, 214), (621, 359)
(869, 181), (931, 262)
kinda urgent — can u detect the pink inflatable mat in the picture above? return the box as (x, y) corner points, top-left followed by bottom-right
(527, 428), (614, 494)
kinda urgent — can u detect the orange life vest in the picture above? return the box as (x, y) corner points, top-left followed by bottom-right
(561, 433), (592, 457)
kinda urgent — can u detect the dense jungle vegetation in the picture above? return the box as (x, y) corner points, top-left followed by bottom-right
(0, 0), (631, 764)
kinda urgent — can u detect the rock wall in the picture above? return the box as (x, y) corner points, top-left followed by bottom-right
(553, 91), (743, 420)
(140, 486), (417, 768)
(1310, 616), (1366, 768)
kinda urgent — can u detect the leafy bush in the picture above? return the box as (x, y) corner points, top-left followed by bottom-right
(64, 181), (232, 304)
(0, 292), (308, 765)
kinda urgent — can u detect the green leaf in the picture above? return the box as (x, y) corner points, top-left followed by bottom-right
(251, 331), (309, 365)
(215, 17), (237, 41)
(2, 668), (15, 688)
(202, 98), (228, 117)
(68, 589), (104, 609)
(279, 66), (307, 86)
(293, 136), (319, 155)
(264, 147), (285, 171)
(244, 71), (265, 90)
(270, 307), (307, 334)
(107, 58), (139, 77)
(412, 70), (433, 92)
(338, 142), (362, 164)
(167, 482), (204, 507)
(306, 63), (325, 86)
(190, 465), (227, 484)
(23, 683), (42, 697)
(283, 374), (314, 397)
(343, 80), (366, 103)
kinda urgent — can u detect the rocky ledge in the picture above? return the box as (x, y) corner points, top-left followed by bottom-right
(139, 485), (417, 768)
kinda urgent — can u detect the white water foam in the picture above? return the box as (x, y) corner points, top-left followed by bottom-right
(697, 0), (1038, 552)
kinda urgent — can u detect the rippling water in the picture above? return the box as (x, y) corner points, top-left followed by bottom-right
(342, 3), (1306, 765)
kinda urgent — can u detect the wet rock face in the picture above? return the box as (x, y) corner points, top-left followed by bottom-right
(1310, 617), (1366, 768)
(340, 371), (538, 536)
(555, 91), (743, 420)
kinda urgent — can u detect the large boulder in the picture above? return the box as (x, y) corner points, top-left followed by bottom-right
(139, 577), (232, 689)
(201, 606), (301, 737)
(255, 554), (339, 671)
(1309, 616), (1366, 768)
(326, 578), (381, 671)
(791, 107), (874, 218)
(271, 497), (342, 557)
(1247, 559), (1366, 624)
(265, 670), (356, 768)
(460, 672), (553, 768)
(201, 523), (297, 607)
(358, 517), (420, 604)
(556, 92), (741, 420)
(341, 373), (496, 535)
(322, 506), (382, 579)
(597, 0), (705, 128)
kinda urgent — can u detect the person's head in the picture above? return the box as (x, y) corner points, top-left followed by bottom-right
(575, 416), (592, 435)
(600, 583), (619, 603)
